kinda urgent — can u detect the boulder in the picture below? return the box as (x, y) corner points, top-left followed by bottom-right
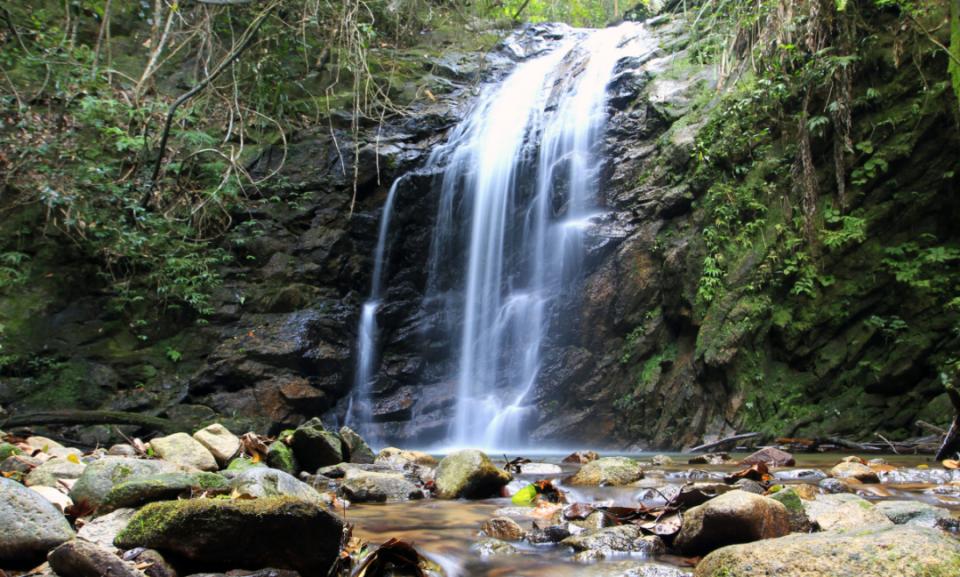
(339, 426), (375, 464)
(122, 549), (177, 577)
(801, 493), (894, 532)
(375, 447), (438, 468)
(567, 457), (644, 486)
(673, 491), (790, 555)
(433, 449), (512, 499)
(563, 525), (665, 558)
(0, 476), (75, 563)
(266, 432), (298, 475)
(25, 457), (87, 488)
(829, 461), (879, 483)
(741, 447), (795, 467)
(76, 508), (137, 550)
(231, 467), (329, 505)
(115, 497), (344, 577)
(562, 451), (600, 464)
(100, 472), (228, 513)
(694, 525), (960, 577)
(290, 418), (344, 472)
(473, 538), (518, 557)
(768, 488), (813, 533)
(481, 516), (525, 541)
(69, 457), (184, 510)
(875, 500), (956, 529)
(192, 424), (241, 465)
(30, 485), (74, 513)
(48, 539), (146, 577)
(338, 471), (424, 502)
(149, 433), (218, 472)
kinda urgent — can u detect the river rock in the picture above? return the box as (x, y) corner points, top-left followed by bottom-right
(338, 471), (424, 502)
(149, 433), (218, 472)
(100, 472), (228, 513)
(562, 451), (600, 464)
(473, 538), (518, 557)
(694, 525), (960, 577)
(801, 493), (893, 531)
(122, 549), (178, 577)
(567, 457), (644, 486)
(563, 524), (665, 557)
(375, 447), (439, 468)
(25, 457), (87, 488)
(829, 461), (879, 483)
(48, 539), (146, 577)
(69, 457), (184, 510)
(107, 444), (139, 457)
(30, 485), (74, 512)
(339, 426), (375, 464)
(192, 423), (241, 465)
(434, 449), (512, 499)
(115, 496), (344, 576)
(266, 435), (298, 475)
(768, 487), (813, 533)
(651, 455), (674, 466)
(0, 476), (75, 563)
(688, 453), (729, 465)
(584, 561), (692, 577)
(290, 418), (344, 472)
(875, 499), (956, 529)
(231, 467), (329, 505)
(773, 468), (827, 482)
(76, 508), (136, 549)
(673, 491), (790, 555)
(481, 516), (525, 541)
(818, 477), (852, 493)
(741, 447), (795, 467)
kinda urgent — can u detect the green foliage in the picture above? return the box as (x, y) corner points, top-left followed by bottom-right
(882, 240), (960, 292)
(486, 0), (632, 26)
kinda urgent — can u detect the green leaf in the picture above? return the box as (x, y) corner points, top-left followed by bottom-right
(511, 484), (538, 506)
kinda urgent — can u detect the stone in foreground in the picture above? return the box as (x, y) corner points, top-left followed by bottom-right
(694, 525), (960, 577)
(338, 471), (424, 502)
(801, 493), (893, 532)
(0, 476), (75, 563)
(874, 499), (956, 529)
(115, 496), (344, 577)
(567, 457), (644, 486)
(48, 539), (146, 577)
(100, 471), (228, 513)
(434, 449), (512, 499)
(673, 491), (790, 555)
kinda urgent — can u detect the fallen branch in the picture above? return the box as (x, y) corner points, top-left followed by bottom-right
(1, 410), (180, 434)
(936, 388), (960, 461)
(917, 420), (947, 435)
(689, 432), (759, 453)
(145, 1), (277, 198)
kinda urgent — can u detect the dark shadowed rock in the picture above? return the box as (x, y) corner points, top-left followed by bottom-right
(339, 426), (375, 464)
(48, 539), (146, 577)
(115, 497), (344, 577)
(291, 418), (344, 472)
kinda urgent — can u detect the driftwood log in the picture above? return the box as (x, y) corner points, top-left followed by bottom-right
(689, 432), (759, 452)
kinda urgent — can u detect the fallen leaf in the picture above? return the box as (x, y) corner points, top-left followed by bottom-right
(724, 462), (772, 484)
(511, 484), (537, 506)
(943, 460), (960, 470)
(356, 538), (426, 577)
(67, 454), (81, 464)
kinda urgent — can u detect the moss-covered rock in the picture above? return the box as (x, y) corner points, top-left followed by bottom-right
(0, 442), (20, 460)
(694, 525), (960, 577)
(100, 472), (228, 513)
(434, 449), (512, 499)
(290, 418), (344, 473)
(266, 430), (298, 475)
(567, 457), (644, 486)
(339, 426), (375, 464)
(69, 457), (185, 511)
(115, 496), (344, 576)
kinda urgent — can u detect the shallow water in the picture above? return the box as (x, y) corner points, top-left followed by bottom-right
(347, 453), (959, 577)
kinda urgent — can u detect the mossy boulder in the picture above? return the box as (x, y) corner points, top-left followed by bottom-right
(69, 457), (185, 511)
(768, 487), (813, 533)
(567, 457), (644, 486)
(339, 426), (375, 464)
(674, 491), (791, 556)
(100, 472), (228, 513)
(694, 525), (960, 577)
(115, 496), (344, 577)
(434, 449), (512, 499)
(266, 431), (298, 475)
(290, 418), (344, 473)
(0, 476), (75, 564)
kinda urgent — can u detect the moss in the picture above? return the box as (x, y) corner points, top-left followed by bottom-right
(951, 2), (960, 105)
(769, 488), (803, 515)
(266, 439), (298, 475)
(0, 442), (21, 460)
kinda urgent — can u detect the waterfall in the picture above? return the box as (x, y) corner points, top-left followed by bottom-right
(351, 23), (655, 450)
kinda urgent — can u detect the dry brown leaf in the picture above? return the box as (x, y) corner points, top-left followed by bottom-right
(943, 459), (960, 470)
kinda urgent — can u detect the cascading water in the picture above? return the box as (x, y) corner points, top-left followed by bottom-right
(350, 23), (656, 450)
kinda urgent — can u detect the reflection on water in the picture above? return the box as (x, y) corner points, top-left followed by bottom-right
(346, 453), (956, 577)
